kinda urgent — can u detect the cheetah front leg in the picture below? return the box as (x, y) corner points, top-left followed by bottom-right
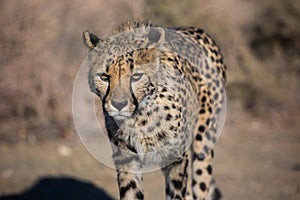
(162, 153), (189, 200)
(191, 149), (216, 200)
(116, 169), (144, 200)
(112, 145), (144, 200)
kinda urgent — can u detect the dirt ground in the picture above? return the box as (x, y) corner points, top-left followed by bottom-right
(0, 113), (299, 200)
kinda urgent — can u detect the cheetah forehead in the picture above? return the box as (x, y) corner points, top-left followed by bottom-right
(111, 20), (153, 35)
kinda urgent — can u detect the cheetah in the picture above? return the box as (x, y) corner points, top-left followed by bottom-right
(82, 21), (226, 200)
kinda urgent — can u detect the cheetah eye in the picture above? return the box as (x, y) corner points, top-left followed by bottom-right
(97, 73), (110, 82)
(131, 73), (144, 82)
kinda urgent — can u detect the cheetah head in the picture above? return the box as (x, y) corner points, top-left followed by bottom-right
(83, 29), (164, 123)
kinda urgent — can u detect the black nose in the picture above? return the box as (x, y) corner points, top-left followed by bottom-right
(111, 100), (128, 111)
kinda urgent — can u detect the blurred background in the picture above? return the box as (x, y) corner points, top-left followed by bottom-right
(0, 0), (299, 199)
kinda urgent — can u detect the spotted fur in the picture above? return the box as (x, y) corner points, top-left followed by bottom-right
(82, 21), (226, 200)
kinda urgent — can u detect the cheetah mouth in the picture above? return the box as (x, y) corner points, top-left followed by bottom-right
(111, 114), (131, 121)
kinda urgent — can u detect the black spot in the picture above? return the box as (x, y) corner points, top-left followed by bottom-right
(195, 134), (202, 141)
(198, 125), (205, 132)
(193, 76), (200, 82)
(164, 105), (170, 110)
(174, 56), (179, 65)
(206, 132), (211, 140)
(149, 82), (155, 87)
(205, 73), (211, 79)
(188, 30), (194, 34)
(155, 121), (161, 127)
(126, 144), (137, 153)
(171, 180), (183, 189)
(120, 181), (137, 198)
(146, 111), (152, 116)
(166, 114), (172, 121)
(157, 132), (166, 140)
(196, 29), (204, 34)
(141, 120), (147, 125)
(199, 182), (207, 192)
(197, 153), (205, 161)
(135, 191), (144, 199)
(192, 179), (196, 186)
(193, 194), (197, 199)
(130, 63), (134, 70)
(203, 37), (209, 44)
(199, 109), (206, 114)
(206, 118), (210, 126)
(159, 94), (165, 98)
(201, 96), (207, 103)
(204, 145), (209, 154)
(207, 165), (212, 175)
(129, 180), (137, 189)
(196, 169), (202, 175)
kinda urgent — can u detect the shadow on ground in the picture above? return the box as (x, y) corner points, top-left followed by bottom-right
(0, 176), (114, 200)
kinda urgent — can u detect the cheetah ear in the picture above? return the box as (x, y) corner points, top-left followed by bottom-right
(83, 30), (102, 49)
(147, 27), (165, 47)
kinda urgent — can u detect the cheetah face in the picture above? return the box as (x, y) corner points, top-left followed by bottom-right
(91, 49), (158, 123)
(83, 28), (164, 124)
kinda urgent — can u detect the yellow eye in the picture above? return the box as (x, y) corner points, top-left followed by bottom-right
(131, 73), (144, 82)
(97, 73), (110, 82)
